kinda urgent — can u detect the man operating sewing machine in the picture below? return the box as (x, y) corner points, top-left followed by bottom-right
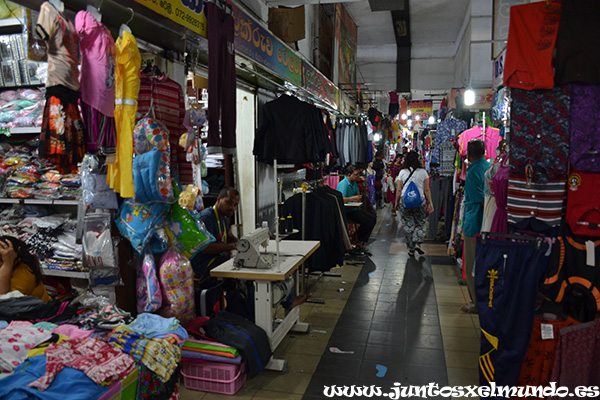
(192, 187), (309, 318)
(192, 187), (240, 282)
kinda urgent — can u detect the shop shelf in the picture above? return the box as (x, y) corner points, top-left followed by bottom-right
(41, 268), (89, 279)
(9, 127), (42, 135)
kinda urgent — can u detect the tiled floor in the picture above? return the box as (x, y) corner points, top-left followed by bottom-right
(180, 206), (481, 400)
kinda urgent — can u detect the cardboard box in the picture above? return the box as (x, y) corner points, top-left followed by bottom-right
(268, 6), (305, 43)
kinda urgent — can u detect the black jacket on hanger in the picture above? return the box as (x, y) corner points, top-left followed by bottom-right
(282, 186), (347, 272)
(253, 95), (332, 164)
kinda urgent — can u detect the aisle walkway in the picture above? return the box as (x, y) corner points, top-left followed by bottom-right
(180, 206), (481, 400)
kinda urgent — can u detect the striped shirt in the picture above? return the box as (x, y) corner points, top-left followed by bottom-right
(507, 174), (566, 228)
(137, 76), (193, 185)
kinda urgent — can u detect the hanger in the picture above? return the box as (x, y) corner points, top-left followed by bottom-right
(87, 0), (103, 22)
(481, 231), (544, 251)
(119, 8), (134, 37)
(49, 0), (64, 13)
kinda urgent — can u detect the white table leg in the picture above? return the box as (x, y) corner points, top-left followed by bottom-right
(253, 280), (273, 342)
(265, 357), (288, 372)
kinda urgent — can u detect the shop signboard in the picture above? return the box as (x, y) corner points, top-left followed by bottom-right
(133, 0), (207, 38)
(407, 100), (432, 120)
(303, 62), (339, 110)
(232, 3), (303, 87)
(492, 48), (506, 88)
(334, 3), (357, 88)
(449, 88), (494, 110)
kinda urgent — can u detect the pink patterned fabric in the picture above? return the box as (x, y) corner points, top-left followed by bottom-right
(490, 157), (509, 233)
(28, 337), (135, 390)
(549, 318), (600, 397)
(0, 325), (52, 372)
(51, 324), (93, 339)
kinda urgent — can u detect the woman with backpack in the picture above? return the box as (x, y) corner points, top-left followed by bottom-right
(394, 151), (434, 256)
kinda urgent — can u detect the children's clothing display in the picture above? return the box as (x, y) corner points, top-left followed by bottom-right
(137, 76), (189, 184)
(107, 30), (140, 198)
(75, 10), (117, 154)
(36, 2), (85, 174)
(39, 86), (86, 174)
(35, 2), (80, 92)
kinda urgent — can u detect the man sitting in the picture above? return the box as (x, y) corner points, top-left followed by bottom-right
(336, 165), (376, 252)
(192, 187), (239, 282)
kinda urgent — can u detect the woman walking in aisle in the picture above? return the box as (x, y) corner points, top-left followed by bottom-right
(395, 151), (433, 256)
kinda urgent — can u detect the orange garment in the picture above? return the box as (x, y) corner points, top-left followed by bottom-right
(503, 0), (561, 89)
(513, 316), (579, 399)
(10, 263), (51, 302)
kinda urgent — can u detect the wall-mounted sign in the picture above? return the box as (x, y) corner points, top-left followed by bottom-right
(492, 48), (506, 89)
(134, 0), (207, 37)
(449, 88), (494, 110)
(303, 62), (339, 110)
(232, 3), (303, 87)
(408, 100), (433, 120)
(334, 4), (357, 89)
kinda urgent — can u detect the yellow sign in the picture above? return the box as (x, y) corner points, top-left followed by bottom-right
(134, 0), (207, 38)
(408, 100), (433, 120)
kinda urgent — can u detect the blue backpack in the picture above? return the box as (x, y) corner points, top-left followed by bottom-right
(403, 169), (423, 209)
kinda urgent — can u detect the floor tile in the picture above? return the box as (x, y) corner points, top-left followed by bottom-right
(357, 359), (403, 382)
(411, 333), (444, 349)
(401, 363), (448, 386)
(444, 350), (480, 369)
(314, 354), (361, 378)
(403, 347), (446, 366)
(257, 372), (313, 395)
(439, 314), (477, 328)
(439, 326), (480, 339)
(326, 327), (370, 345)
(367, 330), (406, 346)
(442, 336), (480, 353)
(362, 343), (405, 362)
(446, 367), (480, 386)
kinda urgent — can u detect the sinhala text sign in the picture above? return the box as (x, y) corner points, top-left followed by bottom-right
(232, 2), (303, 87)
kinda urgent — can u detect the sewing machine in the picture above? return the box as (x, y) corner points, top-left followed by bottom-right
(234, 227), (272, 269)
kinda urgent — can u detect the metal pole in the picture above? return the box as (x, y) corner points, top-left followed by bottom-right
(274, 159), (280, 272)
(302, 189), (307, 293)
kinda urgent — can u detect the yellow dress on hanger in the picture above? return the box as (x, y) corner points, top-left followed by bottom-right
(107, 30), (141, 198)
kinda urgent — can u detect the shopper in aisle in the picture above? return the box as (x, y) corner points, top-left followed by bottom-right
(373, 152), (386, 209)
(389, 152), (405, 216)
(337, 165), (377, 252)
(461, 139), (491, 314)
(191, 188), (239, 282)
(0, 237), (50, 302)
(395, 151), (434, 257)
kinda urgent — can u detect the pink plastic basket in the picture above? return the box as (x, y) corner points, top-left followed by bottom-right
(181, 362), (246, 395)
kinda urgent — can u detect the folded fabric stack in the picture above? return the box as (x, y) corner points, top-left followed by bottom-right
(181, 338), (242, 365)
(107, 313), (187, 383)
(0, 143), (81, 200)
(0, 89), (45, 129)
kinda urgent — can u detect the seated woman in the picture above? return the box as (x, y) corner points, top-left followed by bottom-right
(0, 236), (50, 301)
